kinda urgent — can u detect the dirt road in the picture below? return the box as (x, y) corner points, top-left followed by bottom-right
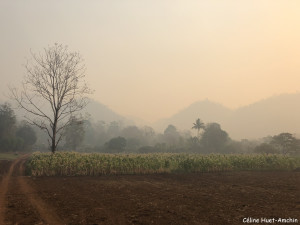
(0, 157), (299, 225)
(0, 156), (65, 225)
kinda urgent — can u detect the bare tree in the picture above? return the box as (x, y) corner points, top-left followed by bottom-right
(10, 43), (92, 153)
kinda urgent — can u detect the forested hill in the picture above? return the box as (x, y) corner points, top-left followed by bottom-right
(3, 93), (300, 140)
(153, 100), (232, 133)
(83, 99), (128, 123)
(153, 93), (300, 140)
(4, 98), (131, 125)
(228, 93), (300, 139)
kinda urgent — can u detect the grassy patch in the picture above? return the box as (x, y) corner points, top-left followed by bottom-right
(0, 153), (20, 160)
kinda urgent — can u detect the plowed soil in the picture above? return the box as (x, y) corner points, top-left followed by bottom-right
(0, 157), (299, 225)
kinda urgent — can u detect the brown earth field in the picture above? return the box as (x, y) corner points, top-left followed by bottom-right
(0, 157), (299, 225)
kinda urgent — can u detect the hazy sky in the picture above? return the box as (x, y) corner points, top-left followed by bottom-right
(1, 0), (300, 122)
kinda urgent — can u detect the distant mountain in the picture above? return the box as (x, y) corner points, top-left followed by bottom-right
(152, 93), (300, 140)
(153, 100), (233, 132)
(5, 98), (132, 126)
(4, 93), (300, 140)
(83, 99), (129, 124)
(229, 93), (300, 139)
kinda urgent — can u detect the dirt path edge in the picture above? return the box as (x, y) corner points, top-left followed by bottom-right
(17, 158), (65, 225)
(0, 156), (23, 224)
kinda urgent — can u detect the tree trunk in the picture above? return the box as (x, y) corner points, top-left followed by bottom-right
(51, 137), (56, 153)
(51, 118), (58, 154)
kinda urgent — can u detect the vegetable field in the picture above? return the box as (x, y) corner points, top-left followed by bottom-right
(26, 152), (300, 176)
(2, 155), (300, 224)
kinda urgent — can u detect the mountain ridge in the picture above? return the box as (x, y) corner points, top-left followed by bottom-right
(2, 93), (300, 140)
(152, 93), (300, 140)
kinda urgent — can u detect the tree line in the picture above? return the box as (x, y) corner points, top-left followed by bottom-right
(0, 103), (36, 152)
(58, 117), (300, 156)
(1, 102), (299, 156)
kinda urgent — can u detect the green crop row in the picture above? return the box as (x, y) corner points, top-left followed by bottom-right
(26, 152), (300, 176)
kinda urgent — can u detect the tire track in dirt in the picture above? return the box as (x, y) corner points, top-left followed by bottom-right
(17, 158), (65, 225)
(0, 157), (20, 225)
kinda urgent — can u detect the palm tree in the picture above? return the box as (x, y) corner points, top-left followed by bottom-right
(192, 118), (205, 138)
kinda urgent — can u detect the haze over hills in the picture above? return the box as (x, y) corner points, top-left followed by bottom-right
(83, 99), (130, 124)
(3, 98), (132, 126)
(153, 100), (233, 133)
(228, 93), (300, 139)
(152, 93), (300, 140)
(2, 93), (300, 140)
